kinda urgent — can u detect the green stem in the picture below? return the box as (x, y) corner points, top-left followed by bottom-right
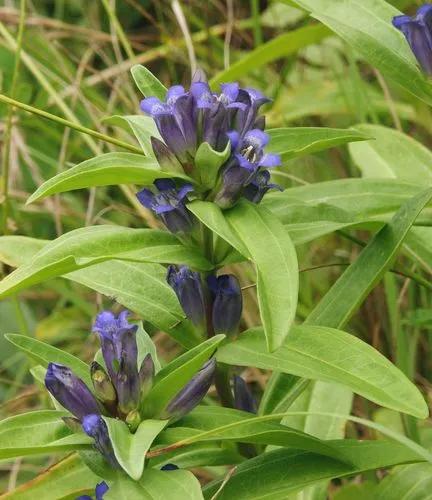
(250, 0), (262, 47)
(0, 93), (142, 154)
(1, 0), (26, 234)
(101, 0), (135, 60)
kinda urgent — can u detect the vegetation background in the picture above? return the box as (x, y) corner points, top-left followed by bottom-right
(0, 0), (432, 497)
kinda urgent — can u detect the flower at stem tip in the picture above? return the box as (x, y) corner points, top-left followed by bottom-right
(136, 179), (194, 234)
(393, 4), (432, 75)
(76, 481), (109, 500)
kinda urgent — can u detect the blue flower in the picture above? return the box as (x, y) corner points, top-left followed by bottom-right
(208, 274), (243, 336)
(393, 5), (432, 74)
(233, 375), (256, 414)
(167, 265), (206, 328)
(163, 358), (216, 419)
(214, 130), (280, 208)
(76, 481), (109, 500)
(136, 179), (194, 233)
(161, 463), (179, 471)
(92, 310), (140, 415)
(243, 170), (282, 204)
(82, 414), (119, 469)
(45, 363), (100, 420)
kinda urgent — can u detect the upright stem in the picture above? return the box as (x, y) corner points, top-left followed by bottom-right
(201, 224), (234, 407)
(1, 0), (26, 234)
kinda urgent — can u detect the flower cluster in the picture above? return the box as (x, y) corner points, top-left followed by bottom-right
(45, 310), (215, 468)
(167, 265), (243, 337)
(136, 73), (281, 232)
(393, 4), (432, 75)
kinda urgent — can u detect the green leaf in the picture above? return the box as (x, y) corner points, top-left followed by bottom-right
(0, 226), (212, 299)
(375, 463), (432, 500)
(267, 127), (371, 162)
(216, 326), (428, 418)
(26, 153), (192, 204)
(4, 454), (99, 500)
(0, 236), (197, 349)
(210, 24), (330, 86)
(104, 115), (161, 156)
(0, 411), (91, 459)
(349, 124), (432, 183)
(225, 202), (298, 351)
(203, 440), (425, 500)
(106, 469), (203, 500)
(291, 0), (432, 105)
(104, 418), (167, 480)
(136, 323), (161, 372)
(166, 407), (350, 462)
(131, 64), (167, 100)
(195, 141), (230, 190)
(144, 335), (225, 418)
(187, 200), (249, 260)
(306, 188), (432, 328)
(6, 334), (91, 386)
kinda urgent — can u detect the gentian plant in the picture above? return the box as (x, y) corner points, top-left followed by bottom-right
(2, 2), (432, 498)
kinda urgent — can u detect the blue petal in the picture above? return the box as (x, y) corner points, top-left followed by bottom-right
(140, 97), (168, 116)
(177, 184), (194, 200)
(392, 15), (411, 29)
(235, 153), (256, 172)
(136, 188), (155, 209)
(259, 153), (281, 168)
(190, 82), (214, 108)
(227, 130), (240, 150)
(95, 481), (109, 500)
(166, 85), (186, 105)
(244, 129), (269, 150)
(417, 4), (432, 19)
(220, 82), (239, 103)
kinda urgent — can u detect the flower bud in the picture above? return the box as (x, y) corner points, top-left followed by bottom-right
(82, 414), (119, 469)
(91, 361), (117, 406)
(393, 6), (432, 75)
(93, 311), (140, 416)
(208, 274), (242, 336)
(233, 375), (256, 414)
(126, 409), (141, 432)
(139, 353), (155, 401)
(45, 363), (100, 420)
(163, 358), (216, 419)
(167, 265), (206, 328)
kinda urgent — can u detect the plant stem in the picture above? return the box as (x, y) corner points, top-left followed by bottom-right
(201, 224), (234, 407)
(0, 93), (143, 155)
(1, 0), (26, 234)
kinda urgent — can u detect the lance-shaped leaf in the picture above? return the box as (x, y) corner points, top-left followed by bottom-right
(131, 64), (167, 100)
(306, 187), (432, 327)
(216, 326), (428, 418)
(0, 411), (92, 460)
(0, 236), (197, 349)
(26, 153), (192, 204)
(203, 440), (426, 500)
(0, 226), (212, 299)
(225, 202), (299, 351)
(266, 127), (371, 162)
